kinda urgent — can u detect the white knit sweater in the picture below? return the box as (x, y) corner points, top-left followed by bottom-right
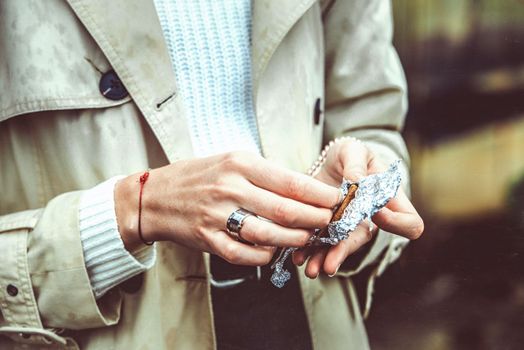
(79, 0), (260, 298)
(156, 0), (261, 157)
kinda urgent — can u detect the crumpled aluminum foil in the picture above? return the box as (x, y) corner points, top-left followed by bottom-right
(270, 160), (403, 288)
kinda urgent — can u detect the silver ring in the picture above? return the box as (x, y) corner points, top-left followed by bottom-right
(226, 209), (254, 241)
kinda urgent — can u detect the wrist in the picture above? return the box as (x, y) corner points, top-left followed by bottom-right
(115, 173), (154, 251)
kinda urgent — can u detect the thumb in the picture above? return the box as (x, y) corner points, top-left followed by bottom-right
(339, 141), (369, 182)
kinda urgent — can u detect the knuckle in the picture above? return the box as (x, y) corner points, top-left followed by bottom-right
(193, 225), (208, 242)
(364, 227), (374, 242)
(223, 242), (241, 264)
(328, 189), (341, 208)
(260, 228), (277, 245)
(239, 219), (258, 242)
(226, 184), (244, 202)
(319, 210), (332, 227)
(193, 226), (205, 240)
(364, 228), (373, 243)
(209, 177), (237, 201)
(240, 227), (257, 243)
(200, 211), (215, 226)
(380, 212), (394, 229)
(344, 137), (366, 152)
(365, 145), (374, 159)
(296, 231), (310, 246)
(273, 202), (296, 226)
(346, 165), (366, 181)
(300, 234), (313, 247)
(260, 249), (274, 265)
(208, 181), (226, 200)
(248, 225), (274, 245)
(221, 151), (253, 173)
(286, 176), (306, 199)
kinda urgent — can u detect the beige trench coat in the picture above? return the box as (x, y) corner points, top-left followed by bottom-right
(0, 0), (410, 349)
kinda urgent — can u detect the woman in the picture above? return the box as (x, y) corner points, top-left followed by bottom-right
(0, 0), (423, 349)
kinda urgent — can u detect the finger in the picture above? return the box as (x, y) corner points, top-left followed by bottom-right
(323, 223), (377, 275)
(239, 216), (314, 247)
(386, 188), (417, 212)
(239, 183), (333, 229)
(314, 169), (341, 187)
(372, 207), (424, 240)
(208, 230), (276, 266)
(305, 247), (329, 279)
(247, 159), (340, 208)
(292, 246), (315, 266)
(370, 188), (424, 239)
(338, 140), (371, 182)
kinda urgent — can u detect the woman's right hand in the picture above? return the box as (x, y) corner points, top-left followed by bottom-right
(114, 151), (340, 266)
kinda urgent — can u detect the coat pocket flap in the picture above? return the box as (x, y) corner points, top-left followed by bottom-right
(0, 209), (42, 233)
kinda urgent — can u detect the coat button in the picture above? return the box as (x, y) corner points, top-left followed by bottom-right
(6, 284), (18, 297)
(313, 98), (322, 125)
(99, 70), (129, 100)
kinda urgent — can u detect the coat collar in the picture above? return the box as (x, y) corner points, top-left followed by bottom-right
(66, 0), (316, 160)
(66, 0), (196, 163)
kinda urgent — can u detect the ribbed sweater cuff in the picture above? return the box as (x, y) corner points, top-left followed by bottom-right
(79, 176), (156, 299)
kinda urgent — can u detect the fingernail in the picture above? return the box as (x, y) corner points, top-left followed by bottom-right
(307, 271), (319, 280)
(328, 265), (340, 277)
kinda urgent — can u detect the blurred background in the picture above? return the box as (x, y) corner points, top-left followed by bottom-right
(366, 1), (524, 349)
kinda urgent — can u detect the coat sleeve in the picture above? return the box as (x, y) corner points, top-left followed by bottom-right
(322, 0), (411, 315)
(0, 191), (122, 346)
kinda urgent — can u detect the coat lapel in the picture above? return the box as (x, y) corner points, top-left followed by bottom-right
(251, 0), (317, 163)
(66, 0), (194, 162)
(66, 0), (317, 162)
(251, 0), (316, 95)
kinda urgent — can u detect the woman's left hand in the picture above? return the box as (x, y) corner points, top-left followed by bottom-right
(292, 138), (424, 278)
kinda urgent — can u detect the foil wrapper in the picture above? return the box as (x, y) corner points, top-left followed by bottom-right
(270, 247), (296, 288)
(270, 160), (403, 288)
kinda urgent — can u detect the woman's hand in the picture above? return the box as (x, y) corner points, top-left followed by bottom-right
(292, 138), (424, 278)
(114, 151), (340, 266)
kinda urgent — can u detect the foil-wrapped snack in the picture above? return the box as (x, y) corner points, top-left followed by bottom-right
(270, 160), (403, 288)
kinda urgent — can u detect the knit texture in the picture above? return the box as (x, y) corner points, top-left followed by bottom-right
(79, 176), (156, 299)
(154, 0), (262, 157)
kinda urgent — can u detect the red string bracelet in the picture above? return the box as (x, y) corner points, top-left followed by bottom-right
(138, 169), (154, 246)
